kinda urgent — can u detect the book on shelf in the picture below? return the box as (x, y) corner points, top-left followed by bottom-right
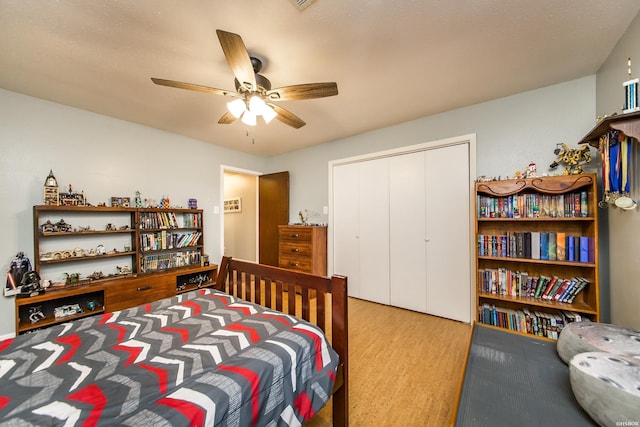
(477, 232), (593, 263)
(516, 233), (525, 258)
(478, 303), (585, 340)
(478, 267), (590, 303)
(540, 232), (549, 260)
(523, 232), (531, 258)
(567, 236), (575, 262)
(579, 236), (594, 263)
(530, 232), (540, 260)
(556, 232), (566, 261)
(533, 275), (549, 298)
(476, 191), (589, 219)
(548, 232), (557, 261)
(541, 276), (559, 299)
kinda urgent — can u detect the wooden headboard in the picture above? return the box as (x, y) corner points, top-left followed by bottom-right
(214, 256), (349, 426)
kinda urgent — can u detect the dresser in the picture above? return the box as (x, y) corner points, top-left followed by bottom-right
(278, 225), (327, 276)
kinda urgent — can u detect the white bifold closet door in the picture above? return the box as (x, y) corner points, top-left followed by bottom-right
(332, 157), (390, 304)
(332, 142), (470, 323)
(389, 151), (427, 312)
(423, 143), (470, 322)
(389, 145), (470, 321)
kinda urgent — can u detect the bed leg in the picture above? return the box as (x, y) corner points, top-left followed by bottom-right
(332, 386), (348, 427)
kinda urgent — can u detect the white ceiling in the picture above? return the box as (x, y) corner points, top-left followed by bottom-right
(1, 1), (639, 156)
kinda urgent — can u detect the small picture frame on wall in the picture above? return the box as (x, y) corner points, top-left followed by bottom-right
(224, 197), (242, 213)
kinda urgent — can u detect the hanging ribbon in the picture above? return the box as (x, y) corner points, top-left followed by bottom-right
(601, 132), (610, 194)
(609, 130), (621, 194)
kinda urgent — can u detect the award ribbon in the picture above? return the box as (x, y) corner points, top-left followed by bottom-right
(609, 131), (621, 194)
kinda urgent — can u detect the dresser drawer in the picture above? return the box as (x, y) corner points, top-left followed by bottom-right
(279, 227), (313, 243)
(105, 276), (174, 312)
(279, 241), (313, 257)
(278, 254), (312, 273)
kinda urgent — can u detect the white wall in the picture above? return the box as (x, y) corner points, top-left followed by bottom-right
(268, 76), (597, 223)
(0, 88), (266, 337)
(1, 75), (601, 336)
(595, 11), (640, 329)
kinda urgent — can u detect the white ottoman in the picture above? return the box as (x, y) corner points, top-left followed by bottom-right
(557, 322), (640, 364)
(570, 352), (640, 427)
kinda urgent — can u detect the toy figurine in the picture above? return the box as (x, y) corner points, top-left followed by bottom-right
(525, 162), (537, 178)
(6, 252), (32, 296)
(19, 270), (43, 297)
(549, 143), (591, 175)
(29, 306), (45, 324)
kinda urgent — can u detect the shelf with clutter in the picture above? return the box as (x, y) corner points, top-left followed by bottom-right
(9, 169), (216, 335)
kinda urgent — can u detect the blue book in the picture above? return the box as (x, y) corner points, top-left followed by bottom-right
(580, 236), (590, 263)
(568, 236), (575, 262)
(540, 232), (549, 260)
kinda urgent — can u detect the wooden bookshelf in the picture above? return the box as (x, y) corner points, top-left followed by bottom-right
(474, 174), (600, 340)
(16, 205), (217, 334)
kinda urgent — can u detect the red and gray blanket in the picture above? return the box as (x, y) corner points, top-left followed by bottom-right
(0, 288), (338, 426)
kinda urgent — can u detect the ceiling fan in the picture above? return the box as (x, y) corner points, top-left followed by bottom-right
(151, 29), (338, 129)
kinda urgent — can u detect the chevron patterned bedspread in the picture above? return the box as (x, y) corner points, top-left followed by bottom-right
(0, 288), (339, 426)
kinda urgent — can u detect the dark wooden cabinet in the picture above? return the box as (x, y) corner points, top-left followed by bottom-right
(15, 265), (217, 334)
(278, 225), (327, 276)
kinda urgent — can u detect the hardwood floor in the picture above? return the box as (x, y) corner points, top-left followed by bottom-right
(307, 297), (472, 426)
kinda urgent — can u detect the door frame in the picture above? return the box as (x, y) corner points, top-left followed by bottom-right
(220, 165), (261, 262)
(328, 133), (477, 322)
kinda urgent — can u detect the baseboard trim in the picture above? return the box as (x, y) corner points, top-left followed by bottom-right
(0, 332), (16, 342)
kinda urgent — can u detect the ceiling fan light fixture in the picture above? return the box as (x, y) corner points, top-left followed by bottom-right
(227, 98), (246, 118)
(248, 95), (267, 115)
(261, 103), (277, 123)
(241, 109), (257, 126)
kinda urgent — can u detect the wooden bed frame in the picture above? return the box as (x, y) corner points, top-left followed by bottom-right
(214, 256), (349, 426)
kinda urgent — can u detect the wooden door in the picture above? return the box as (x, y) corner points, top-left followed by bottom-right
(259, 171), (289, 266)
(425, 143), (471, 322)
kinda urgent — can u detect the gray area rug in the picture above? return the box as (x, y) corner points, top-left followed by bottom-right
(455, 324), (596, 427)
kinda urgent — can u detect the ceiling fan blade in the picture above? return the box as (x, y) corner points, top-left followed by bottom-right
(151, 78), (236, 97)
(216, 30), (256, 91)
(268, 103), (306, 129)
(218, 111), (237, 125)
(266, 82), (338, 101)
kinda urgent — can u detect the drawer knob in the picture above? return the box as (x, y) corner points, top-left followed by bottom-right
(291, 248), (299, 252)
(289, 262), (299, 267)
(137, 286), (151, 291)
(290, 234), (299, 238)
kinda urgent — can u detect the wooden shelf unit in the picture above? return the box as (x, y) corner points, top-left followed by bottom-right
(578, 109), (640, 147)
(33, 205), (138, 276)
(475, 174), (600, 341)
(18, 205), (216, 335)
(136, 208), (205, 273)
